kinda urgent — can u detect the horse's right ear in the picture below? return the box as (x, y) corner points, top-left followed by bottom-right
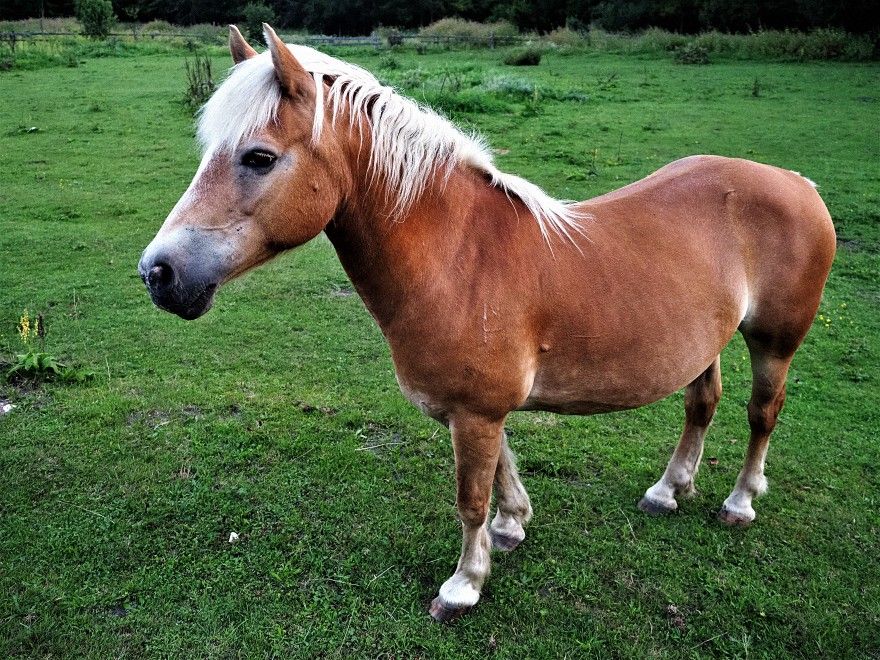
(263, 23), (313, 100)
(229, 25), (257, 64)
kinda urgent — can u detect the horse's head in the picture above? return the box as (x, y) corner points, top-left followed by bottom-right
(139, 25), (351, 319)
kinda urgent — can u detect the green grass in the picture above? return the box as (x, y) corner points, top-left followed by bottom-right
(1, 46), (879, 657)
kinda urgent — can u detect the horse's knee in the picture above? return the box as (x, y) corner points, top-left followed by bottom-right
(457, 501), (490, 527)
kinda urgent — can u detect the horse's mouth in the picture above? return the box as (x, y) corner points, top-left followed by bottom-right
(151, 282), (218, 320)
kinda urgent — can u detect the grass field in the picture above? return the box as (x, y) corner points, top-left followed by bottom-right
(1, 45), (879, 657)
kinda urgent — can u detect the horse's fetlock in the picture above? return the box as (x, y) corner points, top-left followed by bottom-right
(751, 475), (769, 496)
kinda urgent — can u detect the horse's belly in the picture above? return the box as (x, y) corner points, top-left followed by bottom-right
(521, 338), (726, 415)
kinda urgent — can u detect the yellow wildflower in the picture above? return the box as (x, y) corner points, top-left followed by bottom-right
(18, 309), (31, 345)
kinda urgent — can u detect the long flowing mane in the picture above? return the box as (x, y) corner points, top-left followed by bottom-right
(197, 45), (584, 241)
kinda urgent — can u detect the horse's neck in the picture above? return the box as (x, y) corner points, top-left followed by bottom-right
(324, 166), (530, 332)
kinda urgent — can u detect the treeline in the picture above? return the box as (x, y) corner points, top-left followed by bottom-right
(2, 0), (878, 36)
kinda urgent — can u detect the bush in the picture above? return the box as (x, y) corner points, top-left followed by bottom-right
(547, 26), (586, 48)
(420, 18), (519, 47)
(242, 3), (276, 45)
(674, 42), (710, 64)
(76, 0), (115, 39)
(503, 46), (542, 66)
(142, 20), (174, 33)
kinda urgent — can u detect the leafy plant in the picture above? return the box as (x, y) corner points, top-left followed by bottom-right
(521, 88), (543, 116)
(5, 309), (94, 384)
(75, 0), (115, 39)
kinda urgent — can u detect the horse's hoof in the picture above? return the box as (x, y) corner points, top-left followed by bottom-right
(717, 507), (754, 527)
(638, 496), (676, 516)
(429, 597), (471, 623)
(490, 528), (524, 552)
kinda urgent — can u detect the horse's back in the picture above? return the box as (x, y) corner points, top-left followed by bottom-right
(576, 155), (835, 304)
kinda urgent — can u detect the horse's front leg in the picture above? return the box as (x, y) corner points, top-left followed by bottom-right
(429, 413), (504, 622)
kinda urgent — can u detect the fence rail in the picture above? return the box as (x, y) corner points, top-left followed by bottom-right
(0, 30), (535, 49)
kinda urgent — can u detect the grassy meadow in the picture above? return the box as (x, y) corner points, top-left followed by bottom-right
(1, 43), (879, 657)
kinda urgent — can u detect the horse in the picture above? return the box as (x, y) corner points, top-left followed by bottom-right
(139, 25), (836, 622)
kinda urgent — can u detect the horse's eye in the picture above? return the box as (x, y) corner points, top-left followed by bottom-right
(241, 149), (277, 171)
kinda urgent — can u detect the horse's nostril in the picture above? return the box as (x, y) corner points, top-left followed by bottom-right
(148, 263), (174, 289)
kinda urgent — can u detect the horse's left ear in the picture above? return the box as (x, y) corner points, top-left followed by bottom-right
(263, 23), (313, 100)
(229, 25), (257, 64)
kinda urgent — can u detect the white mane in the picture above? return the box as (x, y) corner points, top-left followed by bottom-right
(197, 44), (584, 243)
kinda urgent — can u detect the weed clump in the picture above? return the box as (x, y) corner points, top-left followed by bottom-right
(482, 74), (535, 98)
(379, 54), (400, 70)
(504, 47), (542, 66)
(183, 53), (214, 112)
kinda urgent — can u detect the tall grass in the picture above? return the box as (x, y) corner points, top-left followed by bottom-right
(568, 26), (875, 61)
(0, 35), (222, 71)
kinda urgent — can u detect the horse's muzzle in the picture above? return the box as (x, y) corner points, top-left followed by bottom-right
(138, 255), (218, 320)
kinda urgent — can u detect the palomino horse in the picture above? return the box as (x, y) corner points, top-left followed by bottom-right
(139, 25), (836, 621)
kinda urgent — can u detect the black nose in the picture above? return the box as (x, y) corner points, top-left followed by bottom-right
(147, 262), (174, 293)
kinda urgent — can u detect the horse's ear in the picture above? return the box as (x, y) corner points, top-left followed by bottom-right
(262, 23), (313, 99)
(228, 25), (257, 64)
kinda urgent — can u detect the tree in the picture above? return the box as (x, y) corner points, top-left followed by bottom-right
(76, 0), (115, 38)
(242, 2), (276, 43)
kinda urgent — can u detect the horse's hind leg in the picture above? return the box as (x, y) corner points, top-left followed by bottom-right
(639, 355), (722, 515)
(489, 432), (533, 551)
(718, 347), (793, 526)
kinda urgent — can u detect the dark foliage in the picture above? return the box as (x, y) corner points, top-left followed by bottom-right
(0, 0), (877, 36)
(75, 0), (114, 37)
(241, 1), (275, 44)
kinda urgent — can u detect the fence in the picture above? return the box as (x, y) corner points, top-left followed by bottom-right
(0, 30), (535, 50)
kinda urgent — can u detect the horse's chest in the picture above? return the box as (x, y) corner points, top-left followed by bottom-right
(396, 373), (449, 423)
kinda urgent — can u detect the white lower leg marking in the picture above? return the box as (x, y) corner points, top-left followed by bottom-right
(643, 428), (706, 509)
(490, 440), (532, 545)
(723, 458), (769, 521)
(439, 523), (491, 607)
